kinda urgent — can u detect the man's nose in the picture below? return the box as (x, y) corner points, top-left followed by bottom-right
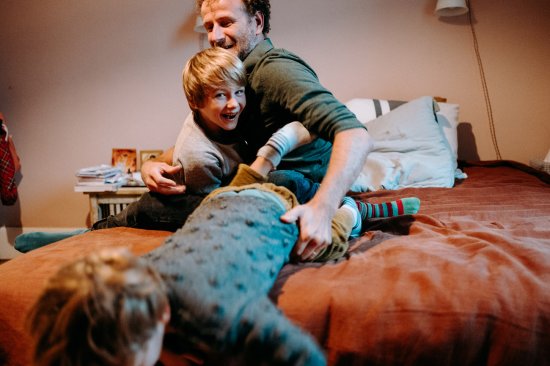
(209, 24), (224, 45)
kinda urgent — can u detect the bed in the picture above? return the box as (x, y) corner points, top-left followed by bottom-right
(1, 99), (549, 365)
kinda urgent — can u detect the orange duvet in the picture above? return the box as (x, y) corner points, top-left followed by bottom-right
(1, 161), (549, 365)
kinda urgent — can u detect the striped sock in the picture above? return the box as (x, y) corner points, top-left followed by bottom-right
(356, 197), (420, 221)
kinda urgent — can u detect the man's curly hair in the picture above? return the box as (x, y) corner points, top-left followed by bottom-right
(196, 0), (271, 34)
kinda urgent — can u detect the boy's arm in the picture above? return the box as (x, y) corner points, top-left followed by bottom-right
(141, 146), (186, 195)
(229, 122), (313, 187)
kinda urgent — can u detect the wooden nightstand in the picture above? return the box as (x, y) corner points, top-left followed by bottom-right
(83, 187), (149, 224)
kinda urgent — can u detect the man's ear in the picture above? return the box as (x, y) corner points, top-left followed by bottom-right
(253, 11), (264, 35)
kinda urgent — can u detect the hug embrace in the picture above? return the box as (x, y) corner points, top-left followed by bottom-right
(25, 1), (419, 365)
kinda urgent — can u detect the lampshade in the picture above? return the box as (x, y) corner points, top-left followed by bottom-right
(193, 15), (207, 33)
(435, 0), (469, 17)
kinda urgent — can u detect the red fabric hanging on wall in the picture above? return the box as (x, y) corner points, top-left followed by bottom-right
(0, 112), (20, 205)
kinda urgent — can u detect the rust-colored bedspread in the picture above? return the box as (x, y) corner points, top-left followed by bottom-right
(1, 161), (549, 365)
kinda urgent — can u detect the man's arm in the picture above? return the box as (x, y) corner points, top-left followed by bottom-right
(282, 127), (372, 260)
(141, 146), (186, 195)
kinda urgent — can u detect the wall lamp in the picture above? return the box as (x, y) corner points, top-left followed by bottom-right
(435, 0), (469, 17)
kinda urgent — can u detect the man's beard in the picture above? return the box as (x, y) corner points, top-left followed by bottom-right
(213, 40), (254, 61)
(212, 24), (258, 60)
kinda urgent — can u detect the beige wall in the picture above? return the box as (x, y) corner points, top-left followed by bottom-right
(1, 0), (549, 230)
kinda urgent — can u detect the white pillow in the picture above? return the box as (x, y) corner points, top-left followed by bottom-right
(346, 97), (459, 161)
(435, 102), (459, 161)
(348, 96), (456, 192)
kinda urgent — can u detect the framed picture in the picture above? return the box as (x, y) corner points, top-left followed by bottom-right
(112, 148), (137, 173)
(140, 149), (163, 168)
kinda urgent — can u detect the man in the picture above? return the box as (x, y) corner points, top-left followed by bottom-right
(141, 0), (372, 259)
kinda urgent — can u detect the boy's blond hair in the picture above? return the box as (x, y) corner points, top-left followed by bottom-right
(183, 47), (246, 110)
(27, 249), (168, 366)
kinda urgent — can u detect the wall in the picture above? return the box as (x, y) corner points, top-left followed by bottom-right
(1, 0), (549, 254)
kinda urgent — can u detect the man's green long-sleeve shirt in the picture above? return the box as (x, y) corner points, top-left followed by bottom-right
(239, 39), (365, 180)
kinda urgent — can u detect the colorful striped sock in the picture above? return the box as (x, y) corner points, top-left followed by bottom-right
(356, 197), (420, 221)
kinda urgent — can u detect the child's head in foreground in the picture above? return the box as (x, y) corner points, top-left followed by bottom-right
(27, 248), (170, 366)
(183, 47), (247, 137)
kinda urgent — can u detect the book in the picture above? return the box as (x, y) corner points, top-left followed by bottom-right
(74, 182), (123, 192)
(76, 164), (122, 179)
(76, 173), (123, 185)
(75, 164), (126, 192)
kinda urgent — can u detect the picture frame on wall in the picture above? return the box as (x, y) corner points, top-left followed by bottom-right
(112, 148), (137, 173)
(140, 149), (163, 168)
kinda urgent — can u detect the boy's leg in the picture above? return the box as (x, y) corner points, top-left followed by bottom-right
(308, 196), (421, 262)
(356, 197), (421, 222)
(307, 207), (352, 262)
(14, 228), (89, 253)
(228, 164), (268, 187)
(92, 192), (204, 232)
(267, 170), (320, 204)
(339, 196), (421, 237)
(16, 192), (207, 252)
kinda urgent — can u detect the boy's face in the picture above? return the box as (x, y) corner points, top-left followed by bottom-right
(198, 82), (246, 136)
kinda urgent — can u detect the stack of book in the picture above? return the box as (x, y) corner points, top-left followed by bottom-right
(74, 165), (125, 192)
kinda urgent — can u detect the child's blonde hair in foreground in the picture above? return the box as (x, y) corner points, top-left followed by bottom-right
(27, 248), (169, 366)
(183, 47), (247, 110)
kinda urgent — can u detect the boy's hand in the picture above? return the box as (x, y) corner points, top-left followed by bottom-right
(141, 161), (186, 195)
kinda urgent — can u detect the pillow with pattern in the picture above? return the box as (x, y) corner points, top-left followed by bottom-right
(347, 96), (456, 192)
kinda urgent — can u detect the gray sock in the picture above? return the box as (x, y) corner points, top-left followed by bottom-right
(14, 229), (89, 253)
(257, 122), (312, 168)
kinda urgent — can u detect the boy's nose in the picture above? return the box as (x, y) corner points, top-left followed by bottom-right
(226, 97), (239, 109)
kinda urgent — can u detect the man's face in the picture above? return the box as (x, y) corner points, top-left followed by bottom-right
(201, 0), (263, 60)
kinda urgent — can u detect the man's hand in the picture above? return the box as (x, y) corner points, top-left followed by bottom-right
(281, 199), (335, 261)
(141, 160), (186, 195)
(282, 128), (372, 261)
